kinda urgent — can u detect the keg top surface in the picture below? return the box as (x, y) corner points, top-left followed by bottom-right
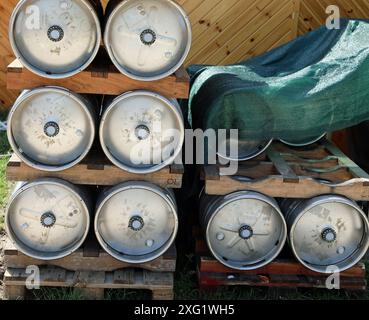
(6, 180), (90, 260)
(218, 137), (272, 161)
(100, 91), (184, 174)
(8, 87), (95, 171)
(95, 183), (178, 263)
(290, 197), (369, 272)
(10, 0), (101, 78)
(105, 0), (192, 81)
(206, 192), (286, 270)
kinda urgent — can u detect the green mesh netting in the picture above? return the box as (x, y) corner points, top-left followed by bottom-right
(188, 19), (369, 143)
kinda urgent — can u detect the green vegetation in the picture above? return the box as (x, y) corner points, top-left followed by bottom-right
(0, 116), (11, 231)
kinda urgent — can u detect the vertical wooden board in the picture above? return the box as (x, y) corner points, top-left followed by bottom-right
(298, 0), (369, 35)
(218, 0), (294, 65)
(0, 0), (19, 111)
(186, 0), (298, 66)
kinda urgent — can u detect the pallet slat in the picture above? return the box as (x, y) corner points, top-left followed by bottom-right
(4, 268), (174, 300)
(199, 272), (367, 291)
(4, 238), (177, 273)
(3, 236), (177, 300)
(6, 154), (184, 188)
(204, 140), (369, 200)
(195, 236), (367, 292)
(7, 59), (190, 99)
(199, 256), (366, 278)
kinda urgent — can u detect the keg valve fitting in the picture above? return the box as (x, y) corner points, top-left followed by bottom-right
(140, 29), (157, 46)
(239, 225), (254, 240)
(47, 25), (65, 42)
(135, 125), (150, 141)
(129, 216), (145, 232)
(44, 122), (60, 138)
(321, 227), (337, 243)
(41, 212), (57, 228)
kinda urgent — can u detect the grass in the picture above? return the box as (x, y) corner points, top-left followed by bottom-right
(0, 114), (11, 231)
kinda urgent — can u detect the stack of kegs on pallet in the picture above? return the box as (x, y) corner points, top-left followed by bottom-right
(198, 136), (369, 273)
(6, 0), (191, 264)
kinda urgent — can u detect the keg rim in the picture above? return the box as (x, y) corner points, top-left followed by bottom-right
(217, 139), (273, 162)
(94, 181), (179, 264)
(99, 90), (185, 174)
(288, 195), (369, 274)
(9, 0), (102, 79)
(279, 133), (326, 147)
(5, 178), (91, 260)
(104, 0), (192, 81)
(205, 191), (287, 271)
(7, 86), (96, 172)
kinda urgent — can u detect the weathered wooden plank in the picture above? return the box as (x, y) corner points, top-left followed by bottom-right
(204, 141), (369, 200)
(206, 175), (369, 200)
(4, 267), (175, 300)
(199, 256), (366, 278)
(267, 147), (299, 182)
(4, 238), (177, 273)
(6, 154), (184, 188)
(323, 140), (369, 179)
(7, 59), (190, 99)
(199, 271), (367, 291)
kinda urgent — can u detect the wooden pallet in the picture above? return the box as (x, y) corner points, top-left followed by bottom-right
(4, 267), (174, 300)
(203, 139), (369, 200)
(3, 237), (177, 300)
(195, 236), (367, 292)
(7, 56), (190, 99)
(4, 238), (177, 273)
(6, 153), (184, 188)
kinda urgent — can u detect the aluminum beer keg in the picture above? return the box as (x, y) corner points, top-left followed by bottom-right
(7, 87), (97, 172)
(281, 195), (369, 273)
(94, 181), (179, 263)
(100, 90), (184, 174)
(217, 136), (273, 162)
(9, 0), (102, 78)
(5, 178), (91, 260)
(104, 0), (192, 81)
(280, 133), (326, 147)
(200, 191), (287, 270)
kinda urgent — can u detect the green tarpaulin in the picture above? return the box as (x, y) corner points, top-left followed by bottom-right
(189, 19), (369, 143)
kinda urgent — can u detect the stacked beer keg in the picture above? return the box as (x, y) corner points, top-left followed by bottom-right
(6, 0), (191, 264)
(196, 106), (369, 274)
(199, 191), (369, 273)
(5, 0), (369, 295)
